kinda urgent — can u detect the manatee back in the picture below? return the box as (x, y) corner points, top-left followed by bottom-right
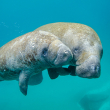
(36, 22), (101, 43)
(36, 22), (102, 51)
(36, 22), (103, 63)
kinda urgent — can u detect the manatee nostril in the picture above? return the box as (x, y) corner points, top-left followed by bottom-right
(64, 50), (68, 56)
(96, 66), (100, 73)
(60, 50), (68, 59)
(60, 54), (66, 60)
(90, 64), (100, 78)
(91, 65), (96, 71)
(90, 65), (100, 72)
(63, 50), (71, 59)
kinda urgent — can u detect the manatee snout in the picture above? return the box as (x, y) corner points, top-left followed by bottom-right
(76, 55), (101, 78)
(54, 45), (73, 66)
(44, 40), (73, 67)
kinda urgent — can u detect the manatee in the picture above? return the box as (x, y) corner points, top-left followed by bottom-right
(36, 22), (103, 79)
(99, 101), (110, 110)
(79, 83), (110, 110)
(0, 30), (73, 95)
(79, 90), (109, 110)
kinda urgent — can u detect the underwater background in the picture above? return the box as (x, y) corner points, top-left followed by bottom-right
(0, 0), (110, 110)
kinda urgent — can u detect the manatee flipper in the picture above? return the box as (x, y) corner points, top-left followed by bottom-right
(48, 66), (76, 79)
(48, 66), (72, 79)
(53, 66), (76, 76)
(28, 72), (43, 85)
(68, 66), (76, 76)
(48, 68), (59, 79)
(55, 67), (71, 76)
(19, 70), (31, 96)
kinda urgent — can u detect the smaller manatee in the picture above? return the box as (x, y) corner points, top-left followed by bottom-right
(0, 30), (73, 95)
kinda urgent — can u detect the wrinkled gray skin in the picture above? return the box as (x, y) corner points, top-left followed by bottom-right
(0, 30), (73, 95)
(36, 22), (103, 79)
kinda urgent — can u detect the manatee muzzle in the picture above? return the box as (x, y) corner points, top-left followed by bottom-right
(46, 40), (73, 67)
(53, 46), (73, 67)
(75, 55), (101, 78)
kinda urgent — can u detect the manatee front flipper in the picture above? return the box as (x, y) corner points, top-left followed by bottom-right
(48, 66), (72, 79)
(55, 67), (71, 76)
(55, 66), (76, 76)
(28, 72), (43, 85)
(48, 66), (76, 80)
(19, 70), (31, 96)
(68, 66), (76, 76)
(48, 68), (59, 79)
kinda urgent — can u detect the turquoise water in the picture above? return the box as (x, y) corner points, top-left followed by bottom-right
(0, 0), (110, 110)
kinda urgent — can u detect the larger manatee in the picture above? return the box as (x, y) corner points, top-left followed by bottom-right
(0, 30), (73, 95)
(36, 22), (103, 78)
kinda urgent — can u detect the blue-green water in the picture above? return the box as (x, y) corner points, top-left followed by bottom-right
(0, 0), (110, 110)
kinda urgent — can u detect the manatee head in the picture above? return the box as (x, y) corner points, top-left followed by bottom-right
(44, 39), (73, 67)
(75, 55), (102, 78)
(36, 31), (73, 68)
(67, 26), (103, 78)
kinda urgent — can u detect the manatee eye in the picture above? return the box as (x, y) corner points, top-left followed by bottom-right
(74, 48), (79, 54)
(42, 48), (48, 57)
(72, 47), (81, 61)
(73, 48), (79, 55)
